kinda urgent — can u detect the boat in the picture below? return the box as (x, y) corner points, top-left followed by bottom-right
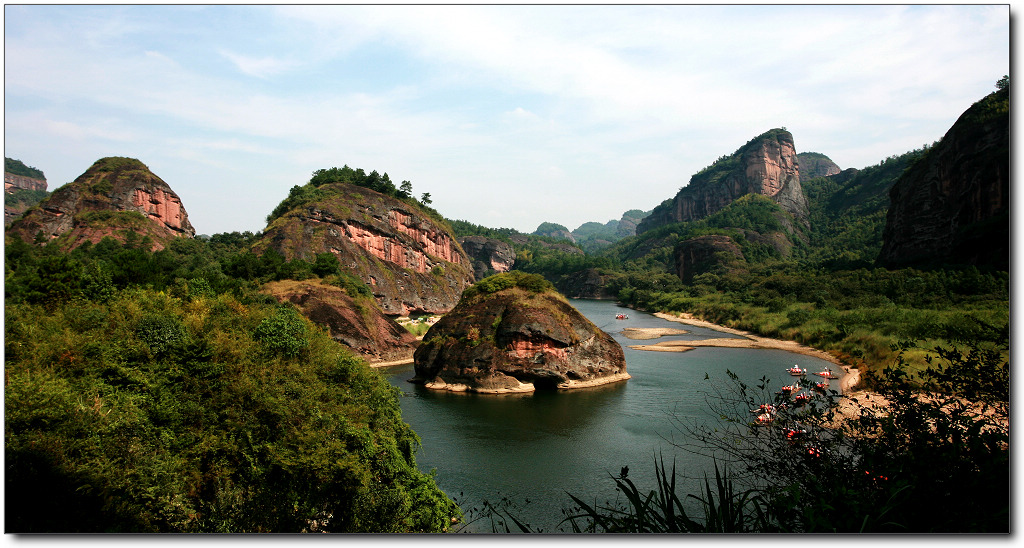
(750, 403), (776, 414)
(615, 313), (629, 320)
(755, 413), (775, 425)
(813, 381), (828, 392)
(788, 365), (807, 376)
(815, 367), (839, 379)
(779, 384), (799, 394)
(793, 392), (811, 406)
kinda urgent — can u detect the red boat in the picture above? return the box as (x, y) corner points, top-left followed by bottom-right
(780, 384), (799, 394)
(787, 365), (807, 376)
(793, 392), (811, 406)
(813, 381), (828, 392)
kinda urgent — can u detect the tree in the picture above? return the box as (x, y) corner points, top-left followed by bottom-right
(420, 192), (432, 205)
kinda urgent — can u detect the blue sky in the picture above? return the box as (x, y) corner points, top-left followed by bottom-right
(4, 4), (1010, 236)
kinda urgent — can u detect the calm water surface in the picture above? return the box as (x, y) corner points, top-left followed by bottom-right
(384, 299), (842, 532)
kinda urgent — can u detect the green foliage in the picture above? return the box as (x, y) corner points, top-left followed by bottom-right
(252, 305), (309, 358)
(5, 157), (45, 179)
(533, 222), (571, 237)
(91, 156), (148, 173)
(4, 187), (50, 217)
(460, 271), (555, 301)
(4, 289), (459, 532)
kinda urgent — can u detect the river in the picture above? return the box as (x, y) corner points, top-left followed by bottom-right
(383, 299), (843, 532)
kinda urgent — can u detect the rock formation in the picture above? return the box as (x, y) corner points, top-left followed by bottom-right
(262, 279), (418, 363)
(257, 183), (474, 316)
(879, 85), (1009, 270)
(797, 152), (842, 182)
(459, 235), (515, 280)
(637, 129), (809, 234)
(5, 169), (49, 225)
(559, 268), (618, 299)
(7, 157), (195, 250)
(675, 235), (746, 284)
(4, 172), (47, 193)
(412, 272), (629, 394)
(533, 222), (576, 243)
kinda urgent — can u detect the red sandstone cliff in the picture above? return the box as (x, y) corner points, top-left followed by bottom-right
(637, 129), (808, 234)
(257, 183), (474, 316)
(7, 157), (195, 250)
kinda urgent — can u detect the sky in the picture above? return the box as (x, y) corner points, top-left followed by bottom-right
(3, 4), (1011, 236)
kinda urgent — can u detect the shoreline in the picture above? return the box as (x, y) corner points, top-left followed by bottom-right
(420, 371), (633, 395)
(635, 312), (862, 393)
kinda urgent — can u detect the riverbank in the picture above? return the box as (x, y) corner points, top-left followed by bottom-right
(629, 312), (862, 394)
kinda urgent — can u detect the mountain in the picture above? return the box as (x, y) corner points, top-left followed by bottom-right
(879, 83), (1009, 270)
(5, 157), (49, 225)
(531, 209), (651, 253)
(255, 179), (474, 316)
(797, 152), (841, 182)
(7, 157), (195, 250)
(637, 128), (808, 234)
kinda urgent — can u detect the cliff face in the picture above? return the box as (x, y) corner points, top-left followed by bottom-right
(559, 268), (618, 299)
(637, 129), (808, 234)
(459, 235), (515, 280)
(5, 172), (49, 225)
(412, 274), (628, 394)
(262, 279), (418, 363)
(879, 87), (1009, 269)
(7, 157), (195, 250)
(5, 172), (47, 193)
(257, 183), (474, 316)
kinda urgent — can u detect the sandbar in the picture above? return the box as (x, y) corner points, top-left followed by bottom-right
(620, 327), (689, 340)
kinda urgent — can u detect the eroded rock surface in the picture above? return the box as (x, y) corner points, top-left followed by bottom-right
(412, 274), (628, 394)
(262, 279), (418, 363)
(637, 129), (808, 234)
(459, 235), (515, 280)
(257, 183), (474, 316)
(7, 157), (195, 250)
(879, 86), (1009, 269)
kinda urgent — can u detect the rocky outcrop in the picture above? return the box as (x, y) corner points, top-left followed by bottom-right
(675, 235), (746, 284)
(5, 172), (50, 225)
(533, 222), (575, 243)
(797, 152), (841, 182)
(7, 157), (195, 250)
(262, 279), (418, 363)
(559, 268), (618, 299)
(5, 172), (47, 193)
(257, 183), (474, 316)
(459, 235), (515, 280)
(879, 86), (1009, 270)
(637, 129), (809, 234)
(412, 272), (628, 394)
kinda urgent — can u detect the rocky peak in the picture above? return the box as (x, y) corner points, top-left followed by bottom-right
(257, 182), (474, 316)
(797, 152), (841, 182)
(7, 156), (195, 250)
(637, 129), (809, 234)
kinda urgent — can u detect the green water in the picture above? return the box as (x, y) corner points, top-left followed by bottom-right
(384, 299), (843, 532)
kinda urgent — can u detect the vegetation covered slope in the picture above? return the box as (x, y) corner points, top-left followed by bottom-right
(4, 231), (459, 533)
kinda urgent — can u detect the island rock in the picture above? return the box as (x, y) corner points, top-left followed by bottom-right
(412, 272), (629, 394)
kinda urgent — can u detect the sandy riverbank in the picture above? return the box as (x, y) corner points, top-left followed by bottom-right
(631, 312), (862, 393)
(620, 327), (689, 340)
